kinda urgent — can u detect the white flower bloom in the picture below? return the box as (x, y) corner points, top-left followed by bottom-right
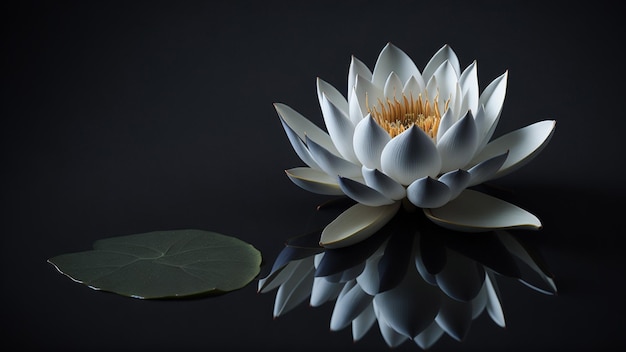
(275, 43), (556, 248)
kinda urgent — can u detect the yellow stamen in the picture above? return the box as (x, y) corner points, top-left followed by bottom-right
(368, 93), (446, 139)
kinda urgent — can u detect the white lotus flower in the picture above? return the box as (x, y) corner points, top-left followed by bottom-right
(275, 43), (556, 248)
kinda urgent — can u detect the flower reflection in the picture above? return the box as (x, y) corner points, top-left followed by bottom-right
(258, 209), (556, 349)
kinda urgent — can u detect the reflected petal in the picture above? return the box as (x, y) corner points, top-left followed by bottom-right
(273, 256), (316, 318)
(485, 271), (506, 327)
(423, 189), (542, 232)
(435, 294), (473, 341)
(310, 276), (343, 307)
(352, 303), (376, 342)
(374, 301), (410, 347)
(320, 202), (400, 248)
(414, 321), (445, 349)
(435, 248), (485, 302)
(330, 283), (373, 331)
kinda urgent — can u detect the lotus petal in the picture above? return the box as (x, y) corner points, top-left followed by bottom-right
(310, 276), (343, 307)
(285, 167), (343, 195)
(356, 250), (384, 295)
(437, 111), (478, 172)
(414, 321), (445, 349)
(407, 176), (451, 209)
(380, 126), (441, 185)
(352, 303), (376, 342)
(471, 120), (556, 178)
(317, 77), (348, 116)
(466, 151), (509, 187)
(330, 283), (373, 331)
(320, 202), (400, 248)
(273, 256), (315, 317)
(459, 61), (479, 116)
(320, 94), (359, 163)
(435, 294), (473, 341)
(402, 75), (425, 99)
(470, 281), (488, 319)
(274, 103), (339, 155)
(338, 177), (395, 207)
(352, 115), (391, 170)
(383, 72), (403, 100)
(431, 60), (459, 113)
(436, 108), (456, 143)
(423, 189), (542, 232)
(374, 257), (442, 338)
(362, 167), (406, 200)
(475, 71), (508, 148)
(374, 302), (410, 347)
(422, 44), (460, 84)
(306, 136), (361, 178)
(437, 169), (471, 200)
(278, 116), (321, 170)
(348, 88), (365, 125)
(434, 248), (485, 302)
(485, 271), (506, 327)
(348, 55), (372, 101)
(372, 43), (421, 88)
(258, 259), (300, 294)
(354, 74), (384, 119)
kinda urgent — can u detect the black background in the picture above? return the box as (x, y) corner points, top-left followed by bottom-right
(2, 0), (624, 351)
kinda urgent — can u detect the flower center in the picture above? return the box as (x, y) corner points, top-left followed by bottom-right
(368, 94), (445, 139)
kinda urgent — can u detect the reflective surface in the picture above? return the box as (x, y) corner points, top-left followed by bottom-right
(259, 203), (556, 349)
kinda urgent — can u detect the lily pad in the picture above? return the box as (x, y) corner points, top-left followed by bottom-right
(48, 229), (262, 299)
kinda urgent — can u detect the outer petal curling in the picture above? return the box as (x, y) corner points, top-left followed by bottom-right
(423, 189), (542, 232)
(320, 202), (401, 249)
(285, 167), (343, 195)
(362, 166), (406, 200)
(338, 176), (395, 207)
(406, 176), (451, 209)
(353, 115), (391, 170)
(380, 126), (442, 186)
(471, 120), (556, 179)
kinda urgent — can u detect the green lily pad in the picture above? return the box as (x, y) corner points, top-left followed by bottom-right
(48, 229), (262, 299)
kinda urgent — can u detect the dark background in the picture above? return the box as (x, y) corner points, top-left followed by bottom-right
(2, 0), (624, 350)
